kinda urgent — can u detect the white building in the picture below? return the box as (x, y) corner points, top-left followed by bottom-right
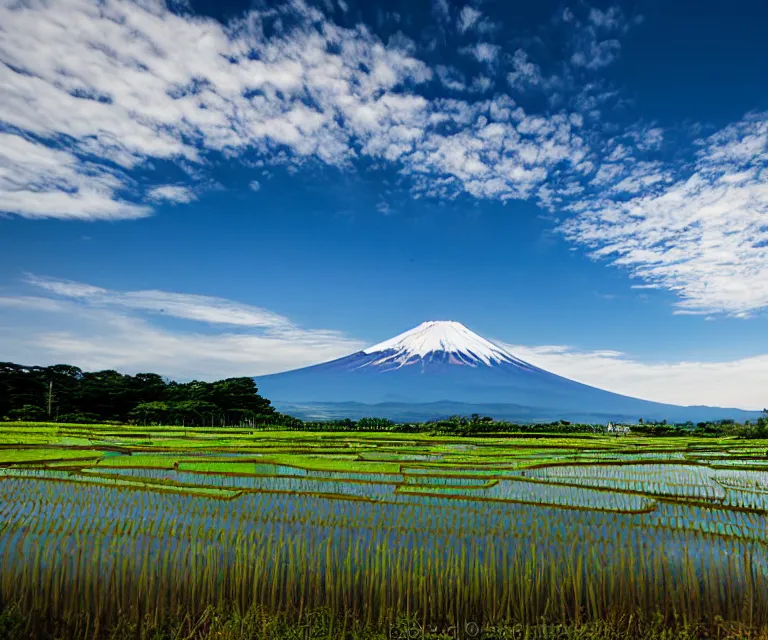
(606, 422), (631, 435)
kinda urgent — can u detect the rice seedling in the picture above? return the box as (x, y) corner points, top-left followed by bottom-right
(523, 463), (729, 502)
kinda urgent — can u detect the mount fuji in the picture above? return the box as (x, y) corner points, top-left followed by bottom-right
(255, 321), (760, 424)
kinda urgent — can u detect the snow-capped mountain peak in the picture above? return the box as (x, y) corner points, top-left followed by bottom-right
(255, 320), (760, 423)
(362, 320), (525, 368)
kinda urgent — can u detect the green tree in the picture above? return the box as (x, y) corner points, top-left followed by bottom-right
(76, 370), (133, 420)
(128, 401), (169, 425)
(40, 364), (83, 418)
(1, 361), (279, 427)
(0, 363), (48, 417)
(7, 404), (47, 421)
(129, 373), (166, 405)
(210, 378), (274, 415)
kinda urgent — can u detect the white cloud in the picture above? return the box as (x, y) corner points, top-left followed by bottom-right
(0, 278), (365, 378)
(405, 97), (588, 202)
(588, 7), (626, 31)
(469, 76), (493, 93)
(24, 275), (293, 328)
(147, 185), (196, 204)
(630, 126), (664, 151)
(435, 65), (467, 92)
(0, 0), (626, 221)
(1, 0), (583, 222)
(0, 133), (150, 220)
(0, 0), (433, 219)
(589, 162), (624, 186)
(460, 43), (501, 64)
(561, 114), (768, 316)
(609, 162), (668, 194)
(566, 5), (634, 71)
(506, 49), (543, 90)
(571, 39), (621, 70)
(249, 180), (261, 192)
(457, 6), (482, 33)
(499, 342), (768, 410)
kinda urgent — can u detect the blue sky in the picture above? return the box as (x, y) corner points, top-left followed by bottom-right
(1, 0), (767, 409)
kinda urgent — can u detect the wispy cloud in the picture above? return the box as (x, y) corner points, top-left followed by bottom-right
(499, 342), (768, 410)
(560, 114), (768, 316)
(25, 275), (296, 329)
(459, 42), (501, 64)
(571, 39), (621, 70)
(147, 185), (196, 204)
(1, 0), (434, 218)
(435, 65), (467, 92)
(563, 5), (638, 70)
(431, 0), (450, 21)
(0, 133), (150, 220)
(0, 276), (365, 377)
(0, 0), (584, 220)
(506, 49), (544, 90)
(457, 6), (482, 34)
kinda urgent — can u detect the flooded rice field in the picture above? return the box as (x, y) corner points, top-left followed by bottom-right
(2, 425), (768, 629)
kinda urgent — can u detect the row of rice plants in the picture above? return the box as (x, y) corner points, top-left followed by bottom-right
(83, 467), (402, 501)
(715, 470), (768, 492)
(0, 468), (242, 498)
(2, 466), (404, 503)
(633, 500), (768, 543)
(589, 452), (689, 461)
(399, 478), (656, 513)
(400, 465), (525, 478)
(527, 463), (768, 513)
(709, 459), (768, 469)
(712, 471), (768, 511)
(523, 463), (728, 502)
(401, 475), (498, 487)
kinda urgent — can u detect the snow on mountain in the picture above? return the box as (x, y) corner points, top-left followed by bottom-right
(254, 320), (762, 424)
(362, 320), (529, 368)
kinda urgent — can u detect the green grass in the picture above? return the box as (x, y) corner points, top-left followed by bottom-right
(94, 453), (180, 468)
(0, 448), (106, 464)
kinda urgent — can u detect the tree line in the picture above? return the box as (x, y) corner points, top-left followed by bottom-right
(635, 416), (768, 439)
(0, 362), (283, 427)
(287, 414), (596, 435)
(278, 412), (768, 438)
(1, 361), (765, 436)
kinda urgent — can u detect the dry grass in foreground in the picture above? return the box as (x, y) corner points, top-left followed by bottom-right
(1, 602), (767, 640)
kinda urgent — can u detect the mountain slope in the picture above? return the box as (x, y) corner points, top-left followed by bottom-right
(255, 321), (760, 423)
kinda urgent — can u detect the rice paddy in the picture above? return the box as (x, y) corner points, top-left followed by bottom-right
(2, 422), (768, 638)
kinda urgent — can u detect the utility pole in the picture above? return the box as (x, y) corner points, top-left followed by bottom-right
(47, 380), (53, 417)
